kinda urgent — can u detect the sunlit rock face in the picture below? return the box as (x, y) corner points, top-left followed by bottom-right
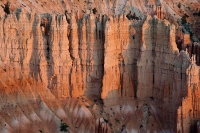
(0, 0), (200, 132)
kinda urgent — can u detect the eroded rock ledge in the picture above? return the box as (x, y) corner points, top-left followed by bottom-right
(0, 2), (200, 132)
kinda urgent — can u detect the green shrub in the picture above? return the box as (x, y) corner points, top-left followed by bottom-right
(60, 120), (69, 132)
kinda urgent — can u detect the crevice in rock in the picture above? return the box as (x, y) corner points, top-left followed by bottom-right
(69, 68), (73, 97)
(40, 17), (51, 61)
(68, 23), (75, 61)
(99, 15), (106, 98)
(176, 36), (183, 51)
(29, 13), (40, 81)
(77, 17), (85, 96)
(151, 18), (157, 96)
(64, 10), (71, 24)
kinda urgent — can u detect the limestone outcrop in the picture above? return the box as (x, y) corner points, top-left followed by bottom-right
(0, 0), (200, 133)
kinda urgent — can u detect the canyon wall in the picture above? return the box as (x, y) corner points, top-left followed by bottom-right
(0, 0), (200, 132)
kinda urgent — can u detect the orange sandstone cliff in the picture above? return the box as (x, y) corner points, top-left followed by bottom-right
(0, 0), (200, 133)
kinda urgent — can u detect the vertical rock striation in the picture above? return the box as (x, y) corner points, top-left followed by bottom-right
(1, 0), (200, 132)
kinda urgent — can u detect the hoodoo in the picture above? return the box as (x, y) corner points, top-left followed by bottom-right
(0, 0), (200, 132)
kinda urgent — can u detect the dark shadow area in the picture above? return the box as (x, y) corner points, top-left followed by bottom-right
(176, 36), (184, 51)
(190, 119), (198, 133)
(3, 1), (11, 14)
